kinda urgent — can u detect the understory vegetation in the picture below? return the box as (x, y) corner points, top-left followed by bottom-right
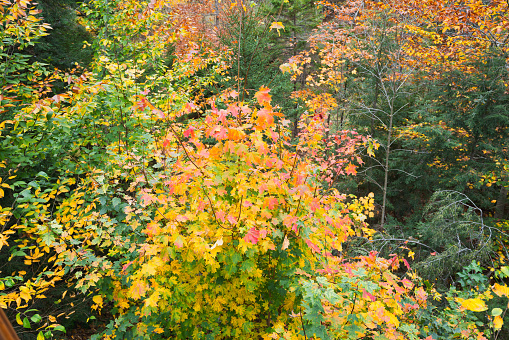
(1, 0), (509, 339)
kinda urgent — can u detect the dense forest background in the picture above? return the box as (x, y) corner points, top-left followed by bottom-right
(1, 0), (509, 339)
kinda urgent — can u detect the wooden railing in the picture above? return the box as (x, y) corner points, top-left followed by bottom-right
(0, 309), (19, 340)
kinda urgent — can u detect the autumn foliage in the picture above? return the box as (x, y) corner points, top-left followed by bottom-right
(1, 0), (509, 339)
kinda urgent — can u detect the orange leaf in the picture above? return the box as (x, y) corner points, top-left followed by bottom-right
(345, 163), (357, 176)
(256, 108), (274, 128)
(493, 283), (509, 297)
(255, 87), (271, 105)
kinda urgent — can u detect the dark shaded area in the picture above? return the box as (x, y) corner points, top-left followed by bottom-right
(31, 0), (94, 70)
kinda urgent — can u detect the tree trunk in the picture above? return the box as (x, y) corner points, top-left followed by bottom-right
(381, 100), (394, 229)
(495, 181), (508, 219)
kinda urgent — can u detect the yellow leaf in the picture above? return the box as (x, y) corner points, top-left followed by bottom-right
(269, 22), (285, 36)
(494, 315), (503, 330)
(16, 313), (22, 325)
(92, 295), (103, 307)
(154, 327), (164, 334)
(19, 287), (31, 303)
(457, 298), (488, 312)
(145, 291), (160, 308)
(493, 283), (509, 297)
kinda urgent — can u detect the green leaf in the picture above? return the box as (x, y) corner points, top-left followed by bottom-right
(41, 232), (55, 246)
(23, 317), (31, 329)
(500, 266), (509, 278)
(31, 314), (42, 323)
(112, 197), (121, 207)
(492, 308), (503, 317)
(359, 281), (379, 294)
(54, 325), (66, 333)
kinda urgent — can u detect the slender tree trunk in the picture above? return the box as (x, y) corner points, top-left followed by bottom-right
(495, 177), (508, 219)
(214, 0), (219, 27)
(381, 100), (394, 229)
(237, 3), (243, 97)
(366, 80), (379, 196)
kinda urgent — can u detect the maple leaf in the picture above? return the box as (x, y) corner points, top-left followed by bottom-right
(216, 127), (228, 140)
(183, 127), (195, 138)
(257, 108), (274, 128)
(415, 287), (428, 303)
(283, 215), (298, 232)
(145, 292), (160, 308)
(215, 210), (226, 222)
(227, 214), (237, 225)
(269, 22), (285, 36)
(129, 280), (148, 300)
(305, 239), (320, 253)
(174, 235), (185, 248)
(345, 163), (357, 176)
(265, 196), (278, 210)
(140, 190), (156, 206)
(254, 87), (271, 105)
(362, 289), (376, 302)
(244, 227), (260, 245)
(176, 215), (189, 222)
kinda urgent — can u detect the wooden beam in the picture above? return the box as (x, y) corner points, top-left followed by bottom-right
(0, 309), (20, 340)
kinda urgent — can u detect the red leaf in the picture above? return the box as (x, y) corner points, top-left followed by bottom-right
(244, 228), (260, 245)
(362, 289), (376, 302)
(184, 127), (195, 138)
(305, 239), (321, 253)
(227, 214), (237, 225)
(215, 210), (226, 223)
(176, 215), (189, 222)
(402, 258), (411, 270)
(265, 197), (278, 210)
